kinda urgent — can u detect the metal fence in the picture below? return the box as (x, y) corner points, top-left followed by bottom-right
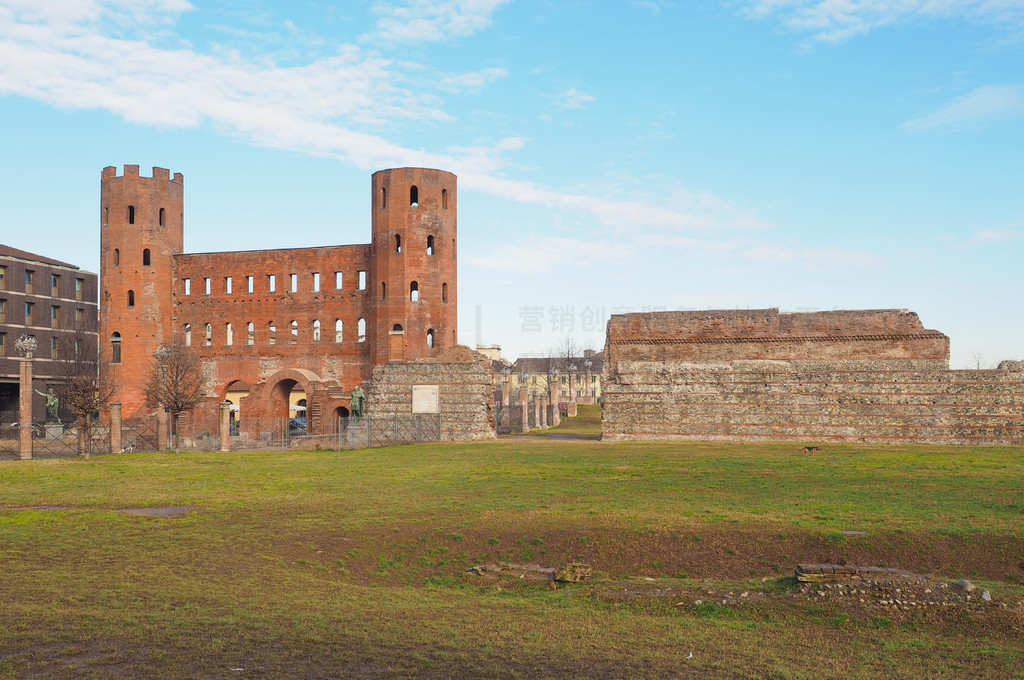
(494, 404), (524, 435)
(229, 414), (442, 451)
(0, 416), (112, 460)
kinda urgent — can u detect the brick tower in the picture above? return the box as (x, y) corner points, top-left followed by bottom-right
(99, 165), (184, 417)
(368, 168), (457, 364)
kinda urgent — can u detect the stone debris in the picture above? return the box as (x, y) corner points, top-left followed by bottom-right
(465, 562), (591, 583)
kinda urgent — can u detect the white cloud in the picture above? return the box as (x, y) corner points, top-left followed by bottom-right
(437, 66), (508, 93)
(0, 1), (772, 246)
(959, 227), (1023, 248)
(903, 85), (1024, 131)
(365, 0), (511, 43)
(738, 0), (1024, 42)
(466, 237), (633, 274)
(550, 87), (596, 111)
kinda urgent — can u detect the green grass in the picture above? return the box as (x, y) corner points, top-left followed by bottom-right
(1, 439), (1023, 678)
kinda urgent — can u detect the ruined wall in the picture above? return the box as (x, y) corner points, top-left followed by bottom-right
(602, 310), (1024, 446)
(363, 345), (495, 441)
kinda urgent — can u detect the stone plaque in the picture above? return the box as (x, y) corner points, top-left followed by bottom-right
(412, 385), (439, 413)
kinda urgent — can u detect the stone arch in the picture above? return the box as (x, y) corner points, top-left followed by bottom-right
(263, 368), (322, 419)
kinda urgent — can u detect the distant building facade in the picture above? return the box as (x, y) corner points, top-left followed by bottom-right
(99, 165), (458, 434)
(0, 245), (99, 418)
(503, 350), (604, 405)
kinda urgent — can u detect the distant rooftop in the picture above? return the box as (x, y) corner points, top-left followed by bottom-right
(0, 244), (80, 269)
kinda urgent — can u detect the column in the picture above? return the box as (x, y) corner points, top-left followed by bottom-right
(18, 358), (33, 460)
(519, 385), (530, 433)
(157, 409), (169, 450)
(219, 401), (232, 453)
(110, 403), (122, 454)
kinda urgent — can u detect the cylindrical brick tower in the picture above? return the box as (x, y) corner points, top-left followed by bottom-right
(99, 165), (184, 418)
(368, 168), (457, 365)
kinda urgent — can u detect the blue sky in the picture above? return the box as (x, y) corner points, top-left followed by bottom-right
(0, 0), (1021, 366)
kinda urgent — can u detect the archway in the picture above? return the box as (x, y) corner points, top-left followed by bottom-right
(333, 406), (350, 434)
(224, 380), (251, 435)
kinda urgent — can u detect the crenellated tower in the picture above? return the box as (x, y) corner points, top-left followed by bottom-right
(368, 168), (457, 365)
(99, 165), (184, 418)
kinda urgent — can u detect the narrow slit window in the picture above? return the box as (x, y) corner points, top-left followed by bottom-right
(358, 271), (366, 290)
(114, 249), (120, 266)
(268, 322), (276, 345)
(159, 207), (165, 226)
(246, 322), (254, 345)
(442, 188), (448, 209)
(204, 278), (211, 295)
(410, 185), (418, 206)
(357, 318), (366, 342)
(184, 323), (192, 346)
(381, 186), (387, 209)
(394, 234), (402, 253)
(312, 272), (320, 292)
(205, 323), (212, 346)
(442, 282), (448, 303)
(381, 281), (386, 300)
(184, 278), (191, 295)
(225, 276), (233, 294)
(290, 274), (297, 293)
(225, 322), (233, 346)
(289, 320), (298, 343)
(312, 319), (321, 342)
(268, 275), (276, 292)
(427, 329), (435, 348)
(335, 272), (343, 289)
(334, 319), (343, 343)
(410, 281), (419, 302)
(143, 249), (151, 266)
(426, 235), (434, 256)
(127, 290), (134, 307)
(127, 205), (135, 224)
(247, 276), (254, 293)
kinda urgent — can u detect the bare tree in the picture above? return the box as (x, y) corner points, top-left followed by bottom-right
(144, 343), (208, 453)
(53, 333), (115, 459)
(551, 336), (583, 365)
(972, 352), (986, 370)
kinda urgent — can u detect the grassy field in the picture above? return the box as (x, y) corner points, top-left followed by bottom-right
(1, 438), (1023, 679)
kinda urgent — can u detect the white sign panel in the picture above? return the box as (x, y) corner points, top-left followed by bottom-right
(412, 385), (439, 413)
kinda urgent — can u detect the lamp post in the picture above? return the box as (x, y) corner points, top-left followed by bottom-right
(15, 334), (37, 459)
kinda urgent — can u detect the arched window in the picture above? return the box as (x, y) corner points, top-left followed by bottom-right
(113, 248), (120, 266)
(184, 323), (192, 346)
(392, 323), (404, 332)
(312, 319), (321, 342)
(426, 235), (434, 256)
(442, 282), (448, 303)
(380, 281), (386, 300)
(427, 329), (435, 348)
(225, 322), (233, 346)
(268, 322), (276, 345)
(334, 319), (343, 343)
(127, 205), (135, 224)
(410, 185), (418, 206)
(143, 248), (151, 266)
(246, 322), (254, 345)
(104, 207), (108, 225)
(381, 186), (387, 209)
(159, 208), (165, 226)
(127, 290), (135, 307)
(110, 332), (121, 363)
(205, 323), (212, 346)
(410, 281), (419, 302)
(357, 318), (366, 343)
(442, 189), (448, 209)
(289, 320), (298, 344)
(394, 234), (402, 253)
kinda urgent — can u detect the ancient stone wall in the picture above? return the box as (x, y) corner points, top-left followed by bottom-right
(364, 346), (495, 441)
(602, 309), (1024, 445)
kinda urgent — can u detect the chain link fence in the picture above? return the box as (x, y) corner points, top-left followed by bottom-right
(229, 414), (442, 451)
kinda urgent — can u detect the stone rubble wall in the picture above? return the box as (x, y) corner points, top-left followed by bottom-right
(602, 359), (1024, 445)
(364, 346), (496, 441)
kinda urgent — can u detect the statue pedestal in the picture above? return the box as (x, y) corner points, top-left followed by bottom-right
(45, 423), (63, 439)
